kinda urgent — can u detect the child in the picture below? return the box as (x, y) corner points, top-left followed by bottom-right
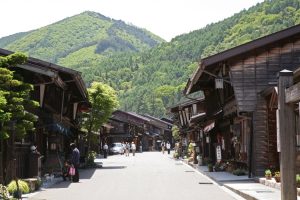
(62, 160), (70, 181)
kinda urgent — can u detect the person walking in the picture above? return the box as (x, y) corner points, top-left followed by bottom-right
(70, 143), (80, 182)
(131, 142), (136, 156)
(161, 141), (165, 154)
(166, 141), (171, 154)
(139, 142), (143, 153)
(121, 141), (125, 155)
(125, 142), (130, 157)
(103, 143), (108, 158)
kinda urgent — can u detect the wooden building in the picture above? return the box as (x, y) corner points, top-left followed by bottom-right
(107, 110), (150, 151)
(105, 110), (172, 151)
(169, 98), (207, 158)
(0, 48), (89, 183)
(185, 24), (300, 176)
(142, 114), (173, 149)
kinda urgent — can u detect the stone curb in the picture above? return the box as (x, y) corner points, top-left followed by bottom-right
(259, 177), (300, 196)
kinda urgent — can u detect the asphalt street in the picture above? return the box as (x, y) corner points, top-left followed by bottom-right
(30, 152), (244, 200)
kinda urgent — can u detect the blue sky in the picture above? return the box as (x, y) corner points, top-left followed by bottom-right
(0, 0), (264, 41)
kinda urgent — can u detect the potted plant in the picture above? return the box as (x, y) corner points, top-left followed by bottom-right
(274, 171), (280, 183)
(296, 174), (300, 188)
(0, 184), (9, 199)
(232, 168), (246, 176)
(265, 169), (272, 180)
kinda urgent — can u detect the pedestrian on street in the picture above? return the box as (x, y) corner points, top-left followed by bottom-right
(131, 142), (136, 156)
(161, 141), (165, 154)
(70, 143), (80, 182)
(166, 141), (171, 154)
(121, 141), (125, 155)
(103, 143), (108, 158)
(125, 142), (130, 156)
(62, 160), (70, 181)
(139, 142), (143, 153)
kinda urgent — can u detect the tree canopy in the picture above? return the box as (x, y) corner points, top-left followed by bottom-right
(0, 53), (38, 139)
(80, 82), (119, 148)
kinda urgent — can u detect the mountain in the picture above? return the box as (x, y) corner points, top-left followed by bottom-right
(0, 11), (164, 63)
(1, 0), (300, 117)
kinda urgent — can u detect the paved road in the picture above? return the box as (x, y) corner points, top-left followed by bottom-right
(30, 152), (243, 200)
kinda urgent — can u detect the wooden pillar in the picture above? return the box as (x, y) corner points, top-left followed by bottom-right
(278, 70), (297, 200)
(0, 135), (3, 184)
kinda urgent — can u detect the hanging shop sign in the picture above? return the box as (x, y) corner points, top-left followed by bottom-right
(222, 138), (225, 150)
(206, 136), (210, 143)
(216, 145), (222, 162)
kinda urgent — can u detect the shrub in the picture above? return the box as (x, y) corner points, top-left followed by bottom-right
(7, 180), (30, 194)
(274, 171), (281, 182)
(86, 151), (97, 166)
(203, 157), (212, 165)
(214, 162), (227, 172)
(265, 169), (272, 176)
(35, 177), (43, 190)
(0, 184), (9, 200)
(233, 168), (247, 176)
(296, 174), (300, 183)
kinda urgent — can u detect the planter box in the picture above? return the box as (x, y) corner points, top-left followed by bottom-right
(259, 177), (300, 193)
(23, 178), (38, 192)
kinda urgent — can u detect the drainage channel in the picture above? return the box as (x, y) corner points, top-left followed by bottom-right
(198, 182), (213, 185)
(175, 163), (183, 165)
(184, 170), (195, 172)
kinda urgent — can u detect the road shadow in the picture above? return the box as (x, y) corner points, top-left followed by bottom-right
(80, 168), (96, 179)
(42, 168), (97, 189)
(46, 180), (72, 189)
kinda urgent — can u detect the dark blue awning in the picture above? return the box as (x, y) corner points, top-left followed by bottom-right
(46, 123), (72, 137)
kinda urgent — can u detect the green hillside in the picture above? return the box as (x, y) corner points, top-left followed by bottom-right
(1, 0), (300, 117)
(0, 11), (164, 63)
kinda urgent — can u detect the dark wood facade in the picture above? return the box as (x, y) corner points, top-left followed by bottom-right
(106, 110), (150, 151)
(105, 110), (172, 151)
(169, 98), (206, 158)
(0, 48), (88, 183)
(185, 24), (300, 176)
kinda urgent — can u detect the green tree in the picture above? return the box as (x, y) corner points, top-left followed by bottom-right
(0, 52), (38, 139)
(80, 82), (119, 151)
(172, 125), (180, 142)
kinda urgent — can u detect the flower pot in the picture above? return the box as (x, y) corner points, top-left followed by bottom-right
(226, 165), (234, 172)
(13, 190), (22, 198)
(274, 176), (280, 183)
(208, 165), (213, 172)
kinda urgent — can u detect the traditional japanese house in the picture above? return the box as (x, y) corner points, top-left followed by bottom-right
(109, 110), (151, 150)
(142, 114), (173, 147)
(185, 24), (300, 176)
(0, 48), (89, 183)
(169, 98), (206, 158)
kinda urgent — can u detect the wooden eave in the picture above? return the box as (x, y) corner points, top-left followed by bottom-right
(169, 97), (204, 113)
(112, 110), (150, 125)
(143, 114), (173, 130)
(185, 24), (300, 95)
(0, 48), (88, 103)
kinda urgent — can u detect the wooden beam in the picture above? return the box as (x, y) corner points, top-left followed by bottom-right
(285, 81), (300, 103)
(278, 69), (297, 200)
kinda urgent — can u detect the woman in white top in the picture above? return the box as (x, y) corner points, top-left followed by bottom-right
(131, 142), (136, 156)
(166, 142), (171, 154)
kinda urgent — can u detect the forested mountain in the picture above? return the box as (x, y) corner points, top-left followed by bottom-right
(1, 0), (300, 117)
(0, 11), (164, 63)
